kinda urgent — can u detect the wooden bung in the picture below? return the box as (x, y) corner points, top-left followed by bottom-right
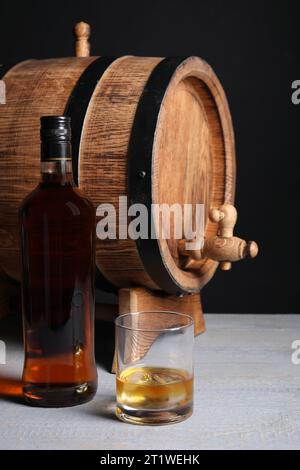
(74, 21), (90, 57)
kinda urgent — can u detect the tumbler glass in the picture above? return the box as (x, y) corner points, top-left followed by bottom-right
(115, 311), (194, 425)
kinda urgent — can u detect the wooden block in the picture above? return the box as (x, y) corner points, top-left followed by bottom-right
(118, 287), (205, 335)
(112, 287), (205, 373)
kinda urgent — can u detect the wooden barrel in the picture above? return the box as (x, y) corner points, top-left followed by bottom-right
(0, 55), (235, 296)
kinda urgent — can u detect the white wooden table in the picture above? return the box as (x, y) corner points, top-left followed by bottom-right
(0, 314), (299, 450)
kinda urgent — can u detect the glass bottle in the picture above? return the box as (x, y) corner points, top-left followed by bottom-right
(19, 116), (97, 406)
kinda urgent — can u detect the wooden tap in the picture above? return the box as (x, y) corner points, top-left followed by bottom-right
(209, 204), (257, 270)
(180, 204), (258, 271)
(74, 22), (91, 57)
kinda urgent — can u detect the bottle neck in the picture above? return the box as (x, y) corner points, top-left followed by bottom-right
(41, 160), (74, 186)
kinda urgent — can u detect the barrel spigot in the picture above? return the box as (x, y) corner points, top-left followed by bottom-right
(180, 204), (258, 271)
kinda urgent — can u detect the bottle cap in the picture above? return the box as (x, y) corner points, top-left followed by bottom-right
(40, 116), (72, 160)
(40, 116), (71, 142)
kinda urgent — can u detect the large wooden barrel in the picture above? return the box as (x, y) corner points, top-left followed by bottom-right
(0, 55), (235, 296)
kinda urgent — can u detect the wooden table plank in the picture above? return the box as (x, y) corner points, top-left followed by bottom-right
(0, 314), (299, 450)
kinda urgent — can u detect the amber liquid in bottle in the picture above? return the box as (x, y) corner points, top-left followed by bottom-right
(19, 116), (97, 407)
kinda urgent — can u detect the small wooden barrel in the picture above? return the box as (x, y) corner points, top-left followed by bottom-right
(0, 56), (235, 296)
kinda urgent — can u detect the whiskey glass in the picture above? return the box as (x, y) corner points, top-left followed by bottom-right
(115, 311), (194, 425)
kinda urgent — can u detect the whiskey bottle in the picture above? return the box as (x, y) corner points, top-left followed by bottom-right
(19, 116), (97, 406)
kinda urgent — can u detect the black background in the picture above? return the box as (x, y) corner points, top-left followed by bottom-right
(0, 0), (299, 313)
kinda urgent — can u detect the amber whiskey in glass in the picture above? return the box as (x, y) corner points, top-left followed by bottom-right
(19, 116), (97, 407)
